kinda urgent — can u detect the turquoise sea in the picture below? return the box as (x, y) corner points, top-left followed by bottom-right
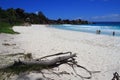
(51, 22), (120, 36)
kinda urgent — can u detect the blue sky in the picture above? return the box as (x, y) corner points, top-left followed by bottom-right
(0, 0), (120, 22)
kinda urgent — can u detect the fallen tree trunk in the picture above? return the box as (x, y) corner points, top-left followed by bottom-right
(0, 53), (76, 71)
(16, 53), (76, 67)
(0, 52), (100, 80)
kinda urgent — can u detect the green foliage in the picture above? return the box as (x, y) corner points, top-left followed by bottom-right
(0, 22), (19, 34)
(0, 7), (90, 34)
(0, 7), (89, 25)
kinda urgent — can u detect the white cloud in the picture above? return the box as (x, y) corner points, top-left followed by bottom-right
(75, 17), (83, 20)
(91, 14), (120, 21)
(110, 14), (120, 17)
(35, 11), (38, 15)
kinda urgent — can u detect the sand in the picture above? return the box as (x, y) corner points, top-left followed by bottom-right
(1, 24), (120, 80)
(0, 33), (24, 54)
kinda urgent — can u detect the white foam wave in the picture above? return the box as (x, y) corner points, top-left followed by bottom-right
(62, 24), (72, 26)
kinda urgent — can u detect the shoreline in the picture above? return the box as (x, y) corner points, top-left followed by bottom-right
(51, 24), (120, 37)
(1, 24), (120, 80)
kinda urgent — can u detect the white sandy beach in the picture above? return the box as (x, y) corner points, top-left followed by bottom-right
(1, 24), (120, 80)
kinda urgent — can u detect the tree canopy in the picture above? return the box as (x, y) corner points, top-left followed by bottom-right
(0, 7), (89, 25)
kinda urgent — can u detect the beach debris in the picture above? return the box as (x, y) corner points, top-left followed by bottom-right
(112, 72), (120, 80)
(4, 40), (8, 42)
(23, 22), (31, 26)
(59, 71), (70, 75)
(24, 53), (33, 60)
(2, 43), (16, 46)
(5, 53), (24, 57)
(36, 78), (44, 80)
(0, 52), (100, 80)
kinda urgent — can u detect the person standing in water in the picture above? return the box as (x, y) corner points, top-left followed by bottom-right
(96, 30), (101, 34)
(113, 31), (115, 36)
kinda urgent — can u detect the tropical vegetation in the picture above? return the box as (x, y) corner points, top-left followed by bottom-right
(0, 7), (89, 33)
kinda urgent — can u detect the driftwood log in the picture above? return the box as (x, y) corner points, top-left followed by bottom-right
(0, 52), (100, 80)
(0, 52), (76, 69)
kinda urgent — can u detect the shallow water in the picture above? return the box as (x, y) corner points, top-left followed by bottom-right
(51, 22), (120, 36)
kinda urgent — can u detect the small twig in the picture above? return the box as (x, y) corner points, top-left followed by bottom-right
(40, 71), (46, 78)
(75, 64), (92, 79)
(51, 71), (60, 77)
(36, 51), (72, 60)
(40, 71), (54, 80)
(67, 63), (85, 80)
(112, 72), (120, 80)
(67, 60), (100, 80)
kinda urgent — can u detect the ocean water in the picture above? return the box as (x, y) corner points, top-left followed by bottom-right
(51, 22), (120, 36)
